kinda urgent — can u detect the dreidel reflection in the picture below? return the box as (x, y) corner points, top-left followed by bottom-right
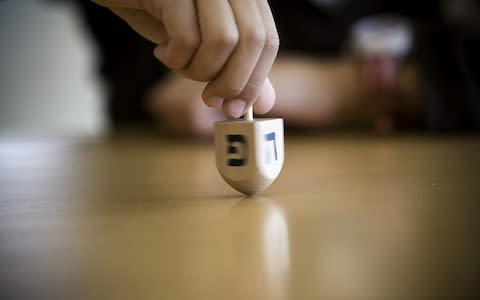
(215, 107), (284, 195)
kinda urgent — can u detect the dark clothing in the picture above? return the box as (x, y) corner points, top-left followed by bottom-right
(78, 0), (480, 131)
(271, 0), (439, 56)
(79, 1), (168, 125)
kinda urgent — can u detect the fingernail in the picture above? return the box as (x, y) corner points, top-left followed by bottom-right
(206, 96), (224, 108)
(226, 99), (246, 118)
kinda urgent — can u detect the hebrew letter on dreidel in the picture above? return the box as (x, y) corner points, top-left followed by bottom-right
(215, 107), (284, 195)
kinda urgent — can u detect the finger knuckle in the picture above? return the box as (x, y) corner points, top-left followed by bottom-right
(242, 28), (265, 50)
(213, 30), (239, 51)
(265, 31), (280, 53)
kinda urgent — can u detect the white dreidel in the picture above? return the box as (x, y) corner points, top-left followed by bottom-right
(215, 106), (284, 195)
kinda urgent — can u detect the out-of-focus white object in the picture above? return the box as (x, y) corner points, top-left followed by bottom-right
(0, 1), (106, 137)
(350, 14), (413, 58)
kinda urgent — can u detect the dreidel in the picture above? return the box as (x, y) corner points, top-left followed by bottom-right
(215, 107), (284, 195)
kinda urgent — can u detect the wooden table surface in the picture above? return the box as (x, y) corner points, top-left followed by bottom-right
(1, 133), (479, 300)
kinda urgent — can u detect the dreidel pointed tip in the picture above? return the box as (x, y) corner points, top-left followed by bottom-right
(222, 176), (275, 196)
(214, 114), (284, 196)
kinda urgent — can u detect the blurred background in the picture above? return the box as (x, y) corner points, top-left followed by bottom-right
(0, 3), (479, 299)
(0, 1), (106, 137)
(0, 0), (479, 137)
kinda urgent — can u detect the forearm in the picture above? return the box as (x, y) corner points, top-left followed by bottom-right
(268, 55), (421, 128)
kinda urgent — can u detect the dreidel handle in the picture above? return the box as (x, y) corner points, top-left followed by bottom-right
(244, 106), (254, 121)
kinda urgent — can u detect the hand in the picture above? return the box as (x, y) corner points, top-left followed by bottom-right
(356, 54), (399, 96)
(91, 0), (279, 118)
(268, 56), (419, 135)
(355, 54), (399, 134)
(147, 75), (227, 138)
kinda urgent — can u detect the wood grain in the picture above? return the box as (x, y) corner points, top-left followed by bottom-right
(1, 133), (479, 300)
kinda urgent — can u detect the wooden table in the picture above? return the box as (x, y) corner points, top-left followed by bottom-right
(1, 133), (479, 299)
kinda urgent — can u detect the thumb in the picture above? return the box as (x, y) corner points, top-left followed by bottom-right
(253, 78), (276, 115)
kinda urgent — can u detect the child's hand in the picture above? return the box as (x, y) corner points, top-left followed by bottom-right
(91, 0), (279, 118)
